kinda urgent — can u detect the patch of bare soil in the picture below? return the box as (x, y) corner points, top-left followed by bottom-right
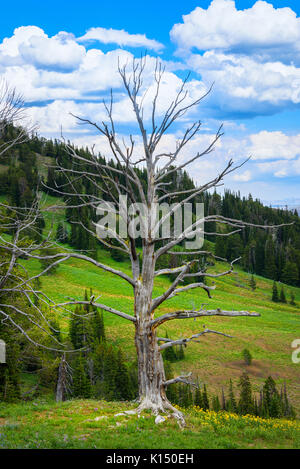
(223, 360), (290, 379)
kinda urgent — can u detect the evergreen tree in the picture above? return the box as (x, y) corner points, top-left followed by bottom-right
(242, 348), (253, 366)
(281, 382), (296, 419)
(165, 361), (178, 404)
(269, 392), (283, 418)
(115, 349), (134, 400)
(178, 385), (193, 408)
(249, 274), (257, 291)
(238, 372), (253, 415)
(72, 354), (92, 398)
(93, 343), (135, 401)
(264, 237), (277, 280)
(39, 247), (60, 275)
(202, 384), (210, 411)
(110, 246), (127, 262)
(215, 236), (227, 259)
(279, 286), (287, 303)
(212, 395), (221, 412)
(91, 308), (105, 343)
(194, 381), (203, 408)
(177, 344), (185, 360)
(226, 379), (237, 413)
(69, 305), (91, 350)
(226, 234), (243, 261)
(56, 222), (68, 244)
(282, 262), (299, 286)
(272, 281), (279, 302)
(290, 290), (296, 306)
(162, 332), (177, 362)
(49, 318), (61, 343)
(184, 387), (193, 408)
(262, 376), (283, 418)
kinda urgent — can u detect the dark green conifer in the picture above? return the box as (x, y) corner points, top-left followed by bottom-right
(290, 290), (296, 306)
(162, 332), (177, 362)
(177, 344), (185, 360)
(72, 354), (91, 398)
(238, 372), (253, 415)
(202, 384), (210, 411)
(226, 379), (237, 413)
(262, 376), (283, 418)
(249, 274), (256, 291)
(242, 348), (253, 366)
(272, 281), (279, 302)
(56, 222), (68, 244)
(194, 382), (203, 408)
(280, 286), (287, 303)
(212, 395), (221, 412)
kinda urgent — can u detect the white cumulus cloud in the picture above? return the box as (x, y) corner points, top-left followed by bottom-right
(249, 131), (300, 160)
(186, 51), (300, 116)
(169, 1), (300, 117)
(170, 0), (300, 63)
(78, 27), (164, 52)
(233, 170), (252, 182)
(0, 27), (85, 71)
(256, 158), (300, 178)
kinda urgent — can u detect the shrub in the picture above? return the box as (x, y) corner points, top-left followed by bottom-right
(242, 348), (253, 366)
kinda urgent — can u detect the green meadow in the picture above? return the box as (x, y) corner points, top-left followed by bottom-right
(22, 210), (300, 415)
(1, 193), (300, 449)
(0, 400), (299, 449)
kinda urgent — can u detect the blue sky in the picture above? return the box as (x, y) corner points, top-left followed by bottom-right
(0, 0), (300, 204)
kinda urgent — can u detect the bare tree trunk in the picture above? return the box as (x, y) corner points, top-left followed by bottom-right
(56, 353), (71, 402)
(134, 301), (184, 422)
(135, 323), (165, 408)
(133, 243), (183, 421)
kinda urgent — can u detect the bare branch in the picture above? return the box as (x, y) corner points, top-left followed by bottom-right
(159, 328), (233, 351)
(54, 300), (136, 323)
(164, 372), (198, 388)
(152, 309), (260, 328)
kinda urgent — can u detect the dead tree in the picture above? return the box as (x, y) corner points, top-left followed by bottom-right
(0, 80), (29, 157)
(56, 352), (73, 402)
(24, 59), (288, 423)
(0, 199), (69, 349)
(0, 83), (69, 349)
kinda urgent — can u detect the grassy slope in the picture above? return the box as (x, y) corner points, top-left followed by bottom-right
(23, 228), (300, 415)
(18, 191), (299, 414)
(1, 159), (300, 449)
(0, 399), (299, 449)
(2, 186), (300, 413)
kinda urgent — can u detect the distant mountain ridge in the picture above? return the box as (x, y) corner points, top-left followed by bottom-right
(264, 198), (300, 213)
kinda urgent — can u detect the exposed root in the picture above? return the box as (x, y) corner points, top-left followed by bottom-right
(164, 400), (186, 428)
(114, 399), (186, 427)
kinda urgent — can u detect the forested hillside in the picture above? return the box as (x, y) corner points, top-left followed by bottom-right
(1, 124), (299, 286)
(0, 124), (300, 448)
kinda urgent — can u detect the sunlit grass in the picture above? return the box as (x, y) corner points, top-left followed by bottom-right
(20, 239), (300, 415)
(0, 400), (299, 449)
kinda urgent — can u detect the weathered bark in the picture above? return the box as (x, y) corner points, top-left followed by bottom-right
(133, 243), (185, 423)
(56, 353), (71, 402)
(134, 244), (159, 405)
(135, 320), (166, 410)
(134, 313), (185, 423)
